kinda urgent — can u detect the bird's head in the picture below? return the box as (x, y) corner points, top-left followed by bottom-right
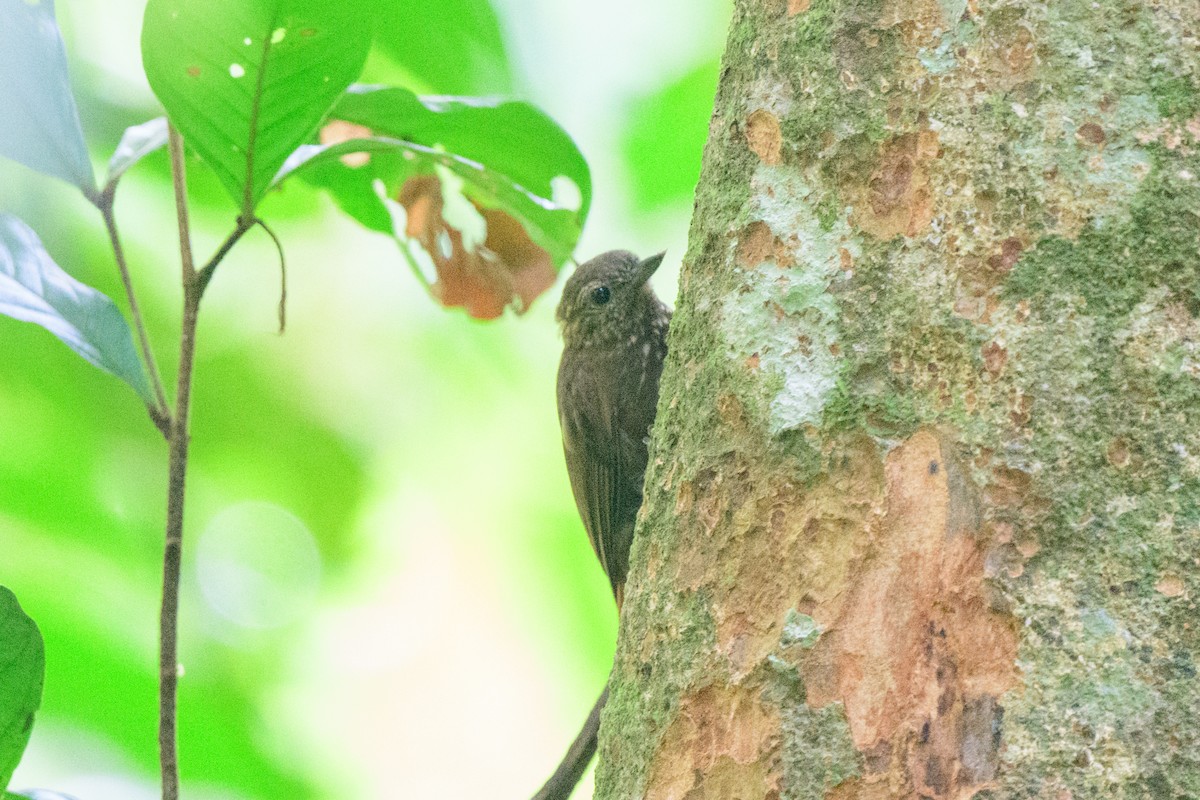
(556, 250), (667, 350)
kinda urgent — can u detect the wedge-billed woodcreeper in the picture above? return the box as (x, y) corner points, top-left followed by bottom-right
(557, 249), (670, 605)
(533, 250), (670, 800)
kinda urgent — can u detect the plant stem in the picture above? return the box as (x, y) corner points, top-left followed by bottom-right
(196, 217), (253, 294)
(160, 278), (198, 800)
(157, 124), (259, 800)
(159, 124), (198, 800)
(253, 218), (288, 333)
(97, 195), (171, 426)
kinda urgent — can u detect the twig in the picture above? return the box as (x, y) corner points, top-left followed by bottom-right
(531, 685), (607, 800)
(96, 191), (170, 424)
(158, 123), (196, 800)
(158, 124), (259, 800)
(196, 216), (254, 294)
(254, 218), (287, 333)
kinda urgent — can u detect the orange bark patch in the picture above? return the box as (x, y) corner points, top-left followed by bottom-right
(839, 248), (854, 271)
(673, 439), (883, 678)
(805, 431), (1018, 798)
(645, 685), (781, 800)
(987, 237), (1025, 274)
(1075, 122), (1106, 147)
(986, 465), (1031, 508)
(716, 393), (749, 432)
(736, 220), (796, 268)
(1105, 439), (1131, 469)
(981, 341), (1007, 377)
(878, 0), (954, 44)
(788, 0), (811, 13)
(854, 131), (939, 239)
(826, 777), (892, 800)
(980, 21), (1037, 88)
(662, 431), (1020, 797)
(746, 109), (783, 165)
(1156, 574), (1186, 598)
(737, 221), (775, 267)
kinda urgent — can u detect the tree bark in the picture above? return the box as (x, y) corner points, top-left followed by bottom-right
(597, 1), (1200, 798)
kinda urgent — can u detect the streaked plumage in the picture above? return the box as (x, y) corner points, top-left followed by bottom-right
(556, 250), (670, 603)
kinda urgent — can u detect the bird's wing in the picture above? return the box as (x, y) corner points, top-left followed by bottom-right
(558, 365), (629, 592)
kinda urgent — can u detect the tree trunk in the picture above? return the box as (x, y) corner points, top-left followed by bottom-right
(597, 1), (1200, 798)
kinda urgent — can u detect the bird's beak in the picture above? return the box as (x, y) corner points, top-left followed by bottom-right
(634, 251), (666, 286)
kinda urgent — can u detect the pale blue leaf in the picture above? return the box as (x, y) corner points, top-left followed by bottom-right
(0, 0), (95, 193)
(0, 214), (151, 402)
(104, 117), (169, 192)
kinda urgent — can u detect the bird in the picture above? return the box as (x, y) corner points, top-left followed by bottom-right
(556, 249), (670, 606)
(533, 250), (670, 800)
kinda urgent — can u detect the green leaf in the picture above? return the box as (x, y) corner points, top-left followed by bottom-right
(141, 0), (374, 211)
(278, 136), (582, 265)
(0, 0), (95, 193)
(364, 0), (512, 95)
(278, 86), (591, 265)
(335, 87), (591, 224)
(0, 214), (152, 403)
(7, 791), (80, 800)
(103, 117), (169, 194)
(0, 587), (44, 795)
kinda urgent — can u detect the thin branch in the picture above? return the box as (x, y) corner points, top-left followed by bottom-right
(254, 218), (287, 333)
(97, 192), (170, 423)
(158, 123), (197, 800)
(531, 686), (607, 800)
(196, 216), (254, 295)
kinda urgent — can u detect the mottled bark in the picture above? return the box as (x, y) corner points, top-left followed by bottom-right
(597, 1), (1200, 798)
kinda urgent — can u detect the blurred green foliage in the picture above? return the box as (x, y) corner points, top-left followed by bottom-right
(622, 59), (721, 212)
(0, 0), (728, 798)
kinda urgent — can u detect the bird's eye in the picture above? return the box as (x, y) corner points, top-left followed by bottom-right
(590, 286), (611, 306)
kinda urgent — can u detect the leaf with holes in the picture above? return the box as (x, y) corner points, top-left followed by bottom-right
(331, 86), (591, 232)
(141, 0), (373, 211)
(0, 0), (95, 193)
(274, 86), (591, 264)
(277, 134), (574, 317)
(0, 214), (152, 402)
(277, 134), (582, 260)
(0, 587), (44, 796)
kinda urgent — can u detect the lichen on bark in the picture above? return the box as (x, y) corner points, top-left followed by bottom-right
(597, 0), (1200, 798)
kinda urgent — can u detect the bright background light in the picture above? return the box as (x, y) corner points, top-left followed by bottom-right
(1, 1), (730, 797)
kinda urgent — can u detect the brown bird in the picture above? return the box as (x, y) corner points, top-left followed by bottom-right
(534, 250), (670, 800)
(556, 249), (670, 605)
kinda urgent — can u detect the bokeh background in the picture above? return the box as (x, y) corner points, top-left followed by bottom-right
(1, 1), (729, 798)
